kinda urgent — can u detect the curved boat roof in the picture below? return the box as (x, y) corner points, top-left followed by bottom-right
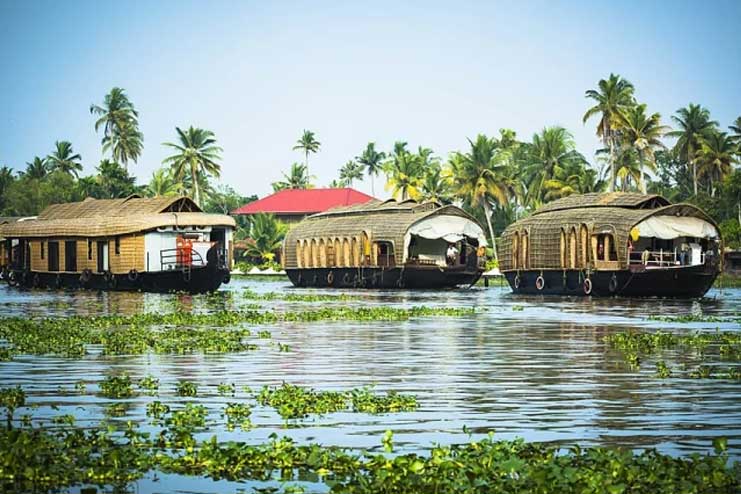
(0, 195), (235, 238)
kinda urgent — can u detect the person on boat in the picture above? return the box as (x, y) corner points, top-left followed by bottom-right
(446, 243), (459, 265)
(680, 241), (689, 266)
(641, 248), (651, 265)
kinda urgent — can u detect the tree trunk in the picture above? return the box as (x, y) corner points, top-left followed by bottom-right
(483, 199), (498, 262)
(690, 146), (697, 196)
(191, 160), (200, 207)
(305, 151), (309, 187)
(638, 153), (646, 194)
(606, 121), (615, 192)
(371, 174), (375, 197)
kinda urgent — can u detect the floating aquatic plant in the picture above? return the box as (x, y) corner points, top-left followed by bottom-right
(175, 381), (198, 397)
(98, 374), (135, 399)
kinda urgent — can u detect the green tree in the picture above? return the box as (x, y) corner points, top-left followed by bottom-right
(47, 141), (83, 178)
(729, 116), (741, 143)
(292, 130), (321, 179)
(356, 142), (386, 196)
(83, 160), (138, 199)
(543, 159), (600, 201)
(272, 163), (312, 191)
(24, 157), (49, 180)
(243, 213), (287, 263)
(146, 168), (182, 197)
(0, 166), (15, 213)
(384, 143), (424, 201)
(697, 131), (738, 197)
(90, 87), (143, 170)
(338, 160), (364, 187)
(525, 127), (589, 203)
(2, 171), (81, 216)
(162, 126), (222, 207)
(448, 134), (512, 261)
(583, 74), (636, 192)
(420, 164), (451, 203)
(616, 103), (669, 193)
(668, 103), (718, 196)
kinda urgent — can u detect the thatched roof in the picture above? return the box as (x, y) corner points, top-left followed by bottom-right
(500, 193), (717, 271)
(534, 192), (670, 215)
(283, 199), (482, 267)
(0, 196), (235, 238)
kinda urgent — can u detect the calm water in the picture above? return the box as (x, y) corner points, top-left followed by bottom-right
(0, 278), (740, 493)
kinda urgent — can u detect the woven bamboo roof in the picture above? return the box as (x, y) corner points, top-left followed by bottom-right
(0, 196), (235, 238)
(283, 199), (480, 267)
(534, 192), (670, 215)
(499, 192), (718, 271)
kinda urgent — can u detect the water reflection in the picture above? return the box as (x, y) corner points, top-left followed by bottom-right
(0, 279), (739, 468)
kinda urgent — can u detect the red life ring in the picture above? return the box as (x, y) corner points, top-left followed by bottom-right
(327, 271), (335, 285)
(535, 276), (545, 291)
(583, 278), (593, 295)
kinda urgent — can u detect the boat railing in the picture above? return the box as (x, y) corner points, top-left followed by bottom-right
(628, 249), (706, 267)
(160, 248), (206, 271)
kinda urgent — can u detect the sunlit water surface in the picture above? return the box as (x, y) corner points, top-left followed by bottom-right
(0, 277), (739, 493)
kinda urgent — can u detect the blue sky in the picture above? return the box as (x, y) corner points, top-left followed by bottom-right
(1, 0), (740, 198)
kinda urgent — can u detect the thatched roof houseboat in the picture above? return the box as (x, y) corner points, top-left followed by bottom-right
(500, 192), (722, 297)
(282, 199), (487, 288)
(0, 195), (235, 293)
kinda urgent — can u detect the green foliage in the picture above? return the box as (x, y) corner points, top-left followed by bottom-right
(272, 162), (312, 191)
(175, 381), (198, 397)
(0, 386), (25, 429)
(350, 387), (418, 414)
(146, 401), (170, 420)
(217, 382), (236, 396)
(98, 374), (135, 399)
(138, 376), (159, 395)
(242, 213), (287, 263)
(223, 402), (252, 430)
(162, 126), (223, 206)
(90, 87), (143, 168)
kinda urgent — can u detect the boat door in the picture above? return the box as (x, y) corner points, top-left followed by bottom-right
(97, 241), (109, 272)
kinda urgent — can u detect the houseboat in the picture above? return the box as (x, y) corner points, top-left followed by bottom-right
(499, 192), (722, 297)
(282, 199), (487, 288)
(0, 195), (235, 293)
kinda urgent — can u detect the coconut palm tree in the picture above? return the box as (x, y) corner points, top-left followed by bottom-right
(271, 163), (312, 191)
(583, 74), (636, 192)
(292, 130), (321, 179)
(616, 103), (669, 193)
(525, 127), (589, 203)
(420, 165), (452, 203)
(47, 141), (83, 178)
(543, 160), (600, 201)
(356, 142), (386, 196)
(338, 160), (364, 187)
(243, 213), (287, 262)
(90, 87), (142, 170)
(384, 144), (424, 201)
(729, 117), (741, 146)
(146, 168), (182, 197)
(24, 157), (49, 179)
(697, 131), (737, 197)
(447, 134), (512, 261)
(667, 104), (718, 196)
(162, 126), (222, 206)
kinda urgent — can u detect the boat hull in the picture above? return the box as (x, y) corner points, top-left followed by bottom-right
(2, 265), (230, 294)
(286, 266), (483, 289)
(503, 264), (718, 298)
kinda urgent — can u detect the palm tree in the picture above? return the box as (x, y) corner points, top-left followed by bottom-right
(729, 117), (741, 146)
(616, 104), (669, 193)
(338, 160), (363, 187)
(47, 141), (83, 178)
(384, 145), (424, 201)
(447, 134), (512, 261)
(583, 74), (636, 192)
(292, 130), (321, 179)
(525, 127), (589, 203)
(243, 213), (287, 262)
(612, 147), (643, 192)
(356, 142), (386, 196)
(668, 104), (718, 196)
(162, 126), (222, 206)
(90, 87), (142, 170)
(271, 163), (312, 191)
(146, 168), (182, 197)
(420, 165), (451, 203)
(24, 156), (49, 179)
(543, 160), (600, 201)
(697, 131), (737, 197)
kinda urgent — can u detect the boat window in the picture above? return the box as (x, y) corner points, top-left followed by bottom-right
(569, 227), (577, 269)
(319, 239), (327, 268)
(376, 241), (395, 267)
(512, 232), (520, 269)
(115, 237), (121, 255)
(579, 224), (589, 267)
(48, 241), (59, 272)
(310, 239), (318, 268)
(64, 240), (77, 272)
(560, 229), (567, 268)
(87, 239), (93, 260)
(362, 232), (371, 266)
(40, 240), (45, 260)
(592, 233), (617, 262)
(521, 231), (529, 269)
(351, 237), (360, 267)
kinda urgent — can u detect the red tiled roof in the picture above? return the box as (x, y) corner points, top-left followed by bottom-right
(232, 188), (375, 215)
